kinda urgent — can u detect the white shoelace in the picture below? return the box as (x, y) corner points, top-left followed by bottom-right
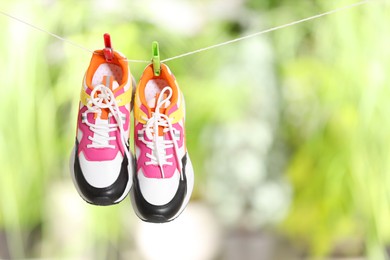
(83, 84), (130, 161)
(141, 86), (183, 179)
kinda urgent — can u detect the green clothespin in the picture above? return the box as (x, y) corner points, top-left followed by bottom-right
(152, 41), (161, 76)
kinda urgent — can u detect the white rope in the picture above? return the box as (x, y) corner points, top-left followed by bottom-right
(161, 0), (374, 62)
(0, 10), (150, 63)
(0, 10), (95, 54)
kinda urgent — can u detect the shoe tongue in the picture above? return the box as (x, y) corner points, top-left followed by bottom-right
(148, 92), (171, 136)
(148, 92), (170, 112)
(94, 75), (119, 120)
(100, 75), (119, 90)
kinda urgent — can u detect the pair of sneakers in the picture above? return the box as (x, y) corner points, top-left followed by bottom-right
(69, 49), (194, 223)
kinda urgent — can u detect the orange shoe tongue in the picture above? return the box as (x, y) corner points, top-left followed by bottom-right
(148, 92), (170, 136)
(95, 76), (118, 120)
(101, 75), (120, 90)
(102, 76), (114, 90)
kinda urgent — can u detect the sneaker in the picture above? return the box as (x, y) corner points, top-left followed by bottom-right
(131, 63), (194, 222)
(70, 50), (134, 206)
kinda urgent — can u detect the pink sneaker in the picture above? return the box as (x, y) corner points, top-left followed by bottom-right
(70, 50), (134, 205)
(131, 63), (194, 222)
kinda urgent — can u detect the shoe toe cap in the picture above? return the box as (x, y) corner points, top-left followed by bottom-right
(132, 169), (187, 223)
(72, 148), (130, 205)
(79, 152), (123, 188)
(138, 169), (181, 205)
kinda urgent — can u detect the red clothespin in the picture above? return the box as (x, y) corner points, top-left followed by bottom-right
(103, 33), (114, 62)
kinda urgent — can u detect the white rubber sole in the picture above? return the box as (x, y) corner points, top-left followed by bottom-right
(69, 146), (133, 205)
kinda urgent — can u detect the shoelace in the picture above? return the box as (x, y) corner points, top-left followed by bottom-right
(83, 84), (131, 161)
(141, 86), (183, 179)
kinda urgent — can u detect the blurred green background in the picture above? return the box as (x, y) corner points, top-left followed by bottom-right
(1, 0), (390, 259)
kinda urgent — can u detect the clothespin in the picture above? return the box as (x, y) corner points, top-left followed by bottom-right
(152, 41), (161, 76)
(103, 33), (114, 62)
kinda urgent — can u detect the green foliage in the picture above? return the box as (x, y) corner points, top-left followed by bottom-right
(275, 1), (390, 258)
